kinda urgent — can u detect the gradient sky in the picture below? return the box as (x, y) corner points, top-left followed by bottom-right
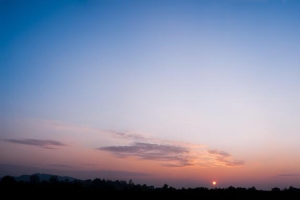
(1, 0), (300, 190)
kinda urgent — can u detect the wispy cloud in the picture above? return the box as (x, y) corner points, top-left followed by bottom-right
(97, 131), (245, 168)
(208, 150), (231, 157)
(12, 119), (245, 168)
(208, 149), (245, 167)
(3, 139), (67, 149)
(98, 142), (192, 167)
(109, 130), (149, 142)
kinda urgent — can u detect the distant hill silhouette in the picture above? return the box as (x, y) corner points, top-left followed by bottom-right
(13, 173), (77, 182)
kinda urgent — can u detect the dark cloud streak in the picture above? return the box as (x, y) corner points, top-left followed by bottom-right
(3, 139), (67, 149)
(98, 142), (192, 167)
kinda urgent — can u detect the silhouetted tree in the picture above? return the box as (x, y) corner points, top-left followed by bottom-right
(271, 187), (281, 192)
(29, 174), (40, 184)
(1, 175), (16, 184)
(49, 175), (58, 184)
(128, 179), (134, 186)
(248, 186), (257, 191)
(162, 183), (169, 190)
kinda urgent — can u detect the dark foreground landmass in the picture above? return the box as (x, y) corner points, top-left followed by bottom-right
(1, 174), (300, 199)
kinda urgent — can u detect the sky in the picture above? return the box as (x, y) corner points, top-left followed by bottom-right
(1, 0), (300, 190)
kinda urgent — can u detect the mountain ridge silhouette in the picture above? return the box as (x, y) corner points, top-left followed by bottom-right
(12, 173), (78, 182)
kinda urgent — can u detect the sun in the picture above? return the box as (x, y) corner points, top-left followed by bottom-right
(212, 181), (217, 186)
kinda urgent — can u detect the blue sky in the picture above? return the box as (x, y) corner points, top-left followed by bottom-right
(1, 0), (300, 190)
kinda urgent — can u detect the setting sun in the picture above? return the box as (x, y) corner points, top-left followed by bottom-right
(213, 181), (217, 186)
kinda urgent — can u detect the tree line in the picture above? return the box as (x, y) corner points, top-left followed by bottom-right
(1, 174), (300, 199)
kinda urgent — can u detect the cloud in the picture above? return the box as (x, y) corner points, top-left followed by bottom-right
(208, 149), (245, 167)
(98, 142), (192, 167)
(97, 131), (245, 168)
(109, 130), (149, 142)
(2, 139), (67, 149)
(208, 150), (231, 157)
(11, 119), (244, 168)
